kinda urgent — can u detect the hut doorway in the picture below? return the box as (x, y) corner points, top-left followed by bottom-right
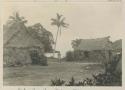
(30, 50), (40, 64)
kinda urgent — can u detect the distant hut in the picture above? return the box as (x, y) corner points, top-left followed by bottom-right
(112, 39), (122, 54)
(72, 36), (112, 63)
(3, 25), (44, 66)
(112, 39), (122, 73)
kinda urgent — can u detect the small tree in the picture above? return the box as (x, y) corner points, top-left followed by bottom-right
(7, 12), (27, 29)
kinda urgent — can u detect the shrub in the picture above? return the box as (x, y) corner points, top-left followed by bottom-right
(65, 50), (84, 61)
(51, 78), (65, 86)
(105, 53), (121, 73)
(93, 53), (122, 86)
(65, 50), (89, 61)
(51, 77), (95, 86)
(91, 53), (122, 86)
(39, 54), (48, 66)
(66, 51), (74, 61)
(104, 58), (119, 74)
(93, 72), (122, 86)
(66, 77), (94, 86)
(66, 77), (76, 86)
(51, 72), (121, 86)
(73, 50), (82, 61)
(76, 78), (95, 86)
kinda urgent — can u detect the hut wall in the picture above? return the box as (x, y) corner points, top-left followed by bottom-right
(88, 51), (105, 62)
(4, 47), (43, 66)
(73, 50), (106, 63)
(4, 47), (31, 66)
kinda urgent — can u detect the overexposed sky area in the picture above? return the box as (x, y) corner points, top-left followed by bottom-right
(2, 2), (123, 56)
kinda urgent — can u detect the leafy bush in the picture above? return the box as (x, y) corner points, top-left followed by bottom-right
(73, 50), (84, 61)
(65, 50), (91, 61)
(51, 78), (65, 86)
(65, 50), (84, 61)
(93, 53), (122, 86)
(83, 51), (89, 58)
(66, 77), (94, 86)
(51, 72), (121, 86)
(39, 54), (48, 66)
(51, 77), (95, 86)
(105, 54), (121, 73)
(93, 72), (122, 86)
(28, 23), (54, 53)
(66, 51), (74, 61)
(66, 77), (75, 86)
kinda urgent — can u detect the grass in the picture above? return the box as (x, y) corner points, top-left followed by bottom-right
(3, 61), (104, 86)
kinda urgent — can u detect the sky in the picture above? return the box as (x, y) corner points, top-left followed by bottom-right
(2, 2), (123, 56)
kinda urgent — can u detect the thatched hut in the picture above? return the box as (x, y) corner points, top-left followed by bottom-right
(112, 39), (122, 73)
(3, 25), (44, 66)
(72, 36), (112, 62)
(112, 39), (122, 54)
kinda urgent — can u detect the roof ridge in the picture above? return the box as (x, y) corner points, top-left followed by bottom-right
(4, 29), (20, 46)
(80, 36), (110, 41)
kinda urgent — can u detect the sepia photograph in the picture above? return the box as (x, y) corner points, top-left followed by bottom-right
(2, 2), (122, 86)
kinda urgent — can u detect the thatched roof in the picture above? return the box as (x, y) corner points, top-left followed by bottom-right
(74, 36), (112, 51)
(3, 25), (20, 45)
(112, 39), (122, 50)
(4, 25), (44, 48)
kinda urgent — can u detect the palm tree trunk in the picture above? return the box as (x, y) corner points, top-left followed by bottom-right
(53, 27), (60, 57)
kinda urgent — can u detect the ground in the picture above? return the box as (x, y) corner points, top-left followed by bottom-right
(3, 61), (104, 86)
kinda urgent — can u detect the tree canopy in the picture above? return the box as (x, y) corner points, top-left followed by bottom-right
(28, 23), (54, 52)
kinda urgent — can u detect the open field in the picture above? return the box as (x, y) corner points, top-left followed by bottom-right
(3, 61), (104, 86)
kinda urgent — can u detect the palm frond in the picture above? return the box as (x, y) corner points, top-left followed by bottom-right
(60, 17), (69, 28)
(51, 18), (57, 22)
(51, 22), (58, 26)
(9, 16), (15, 20)
(63, 23), (69, 28)
(15, 12), (20, 20)
(56, 13), (62, 20)
(6, 20), (15, 27)
(22, 20), (27, 24)
(51, 18), (58, 26)
(20, 16), (25, 20)
(60, 17), (65, 22)
(61, 22), (69, 28)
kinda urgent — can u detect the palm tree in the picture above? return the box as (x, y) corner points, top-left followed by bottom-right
(71, 39), (82, 49)
(51, 13), (69, 56)
(7, 12), (27, 28)
(4, 12), (27, 46)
